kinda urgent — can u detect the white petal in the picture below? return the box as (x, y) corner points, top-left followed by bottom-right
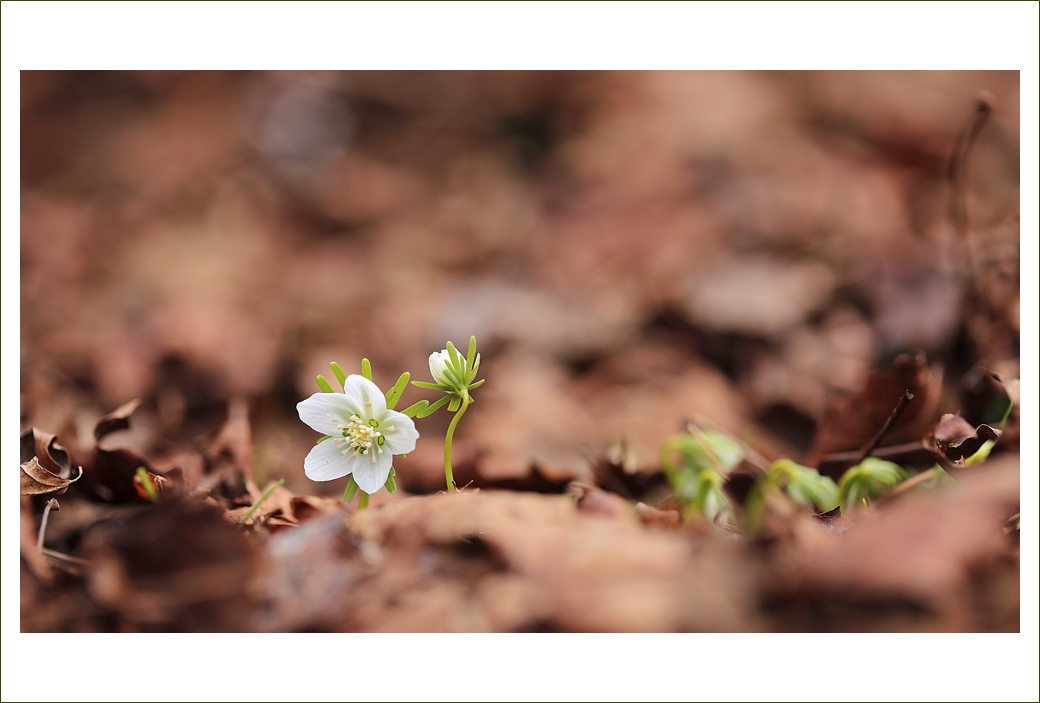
(297, 393), (358, 436)
(429, 350), (452, 385)
(380, 409), (419, 455)
(303, 439), (355, 481)
(342, 375), (387, 420)
(351, 450), (393, 494)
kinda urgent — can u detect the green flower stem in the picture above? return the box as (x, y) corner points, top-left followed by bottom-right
(443, 394), (471, 492)
(357, 491), (370, 510)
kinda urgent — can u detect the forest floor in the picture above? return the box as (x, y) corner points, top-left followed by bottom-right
(19, 70), (1022, 636)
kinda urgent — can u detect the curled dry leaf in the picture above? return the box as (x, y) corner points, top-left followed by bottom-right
(928, 413), (1001, 463)
(20, 428), (82, 496)
(93, 398), (142, 442)
(77, 399), (162, 504)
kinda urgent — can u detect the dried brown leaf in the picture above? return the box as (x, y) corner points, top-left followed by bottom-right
(93, 398), (142, 441)
(19, 428), (82, 496)
(929, 413), (1002, 462)
(808, 350), (946, 467)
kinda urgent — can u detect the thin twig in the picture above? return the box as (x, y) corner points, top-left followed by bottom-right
(37, 498), (59, 553)
(855, 391), (914, 465)
(882, 468), (936, 503)
(947, 94), (993, 240)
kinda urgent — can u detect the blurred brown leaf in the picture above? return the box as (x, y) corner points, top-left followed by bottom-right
(765, 454), (1019, 631)
(80, 498), (258, 631)
(810, 350), (946, 473)
(93, 398), (142, 441)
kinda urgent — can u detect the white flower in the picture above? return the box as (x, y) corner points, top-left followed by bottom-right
(428, 349), (454, 386)
(297, 375), (419, 494)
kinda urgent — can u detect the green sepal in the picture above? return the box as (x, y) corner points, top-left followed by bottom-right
(385, 372), (410, 410)
(343, 475), (359, 504)
(402, 400), (430, 418)
(446, 362), (468, 389)
(469, 353), (481, 381)
(445, 341), (462, 371)
(384, 473), (397, 493)
(412, 381), (448, 390)
(466, 336), (477, 372)
(316, 435), (332, 444)
(417, 394), (452, 418)
(440, 345), (467, 389)
(330, 362), (347, 389)
(390, 467), (396, 476)
(468, 379), (485, 390)
(448, 396), (461, 412)
(361, 358), (373, 381)
(316, 375), (335, 393)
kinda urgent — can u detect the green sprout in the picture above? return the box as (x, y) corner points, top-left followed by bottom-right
(837, 457), (908, 513)
(660, 428), (743, 525)
(239, 478), (285, 527)
(766, 459), (839, 513)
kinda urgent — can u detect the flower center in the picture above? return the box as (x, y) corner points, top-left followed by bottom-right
(331, 413), (385, 461)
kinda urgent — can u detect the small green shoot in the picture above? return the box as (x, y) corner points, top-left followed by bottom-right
(239, 478), (285, 527)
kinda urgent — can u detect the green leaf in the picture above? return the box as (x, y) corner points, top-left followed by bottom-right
(343, 475), (359, 504)
(316, 375), (335, 393)
(402, 400), (430, 418)
(361, 358), (373, 382)
(385, 372), (410, 410)
(330, 362), (347, 389)
(412, 381), (448, 390)
(384, 474), (397, 493)
(417, 394), (452, 418)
